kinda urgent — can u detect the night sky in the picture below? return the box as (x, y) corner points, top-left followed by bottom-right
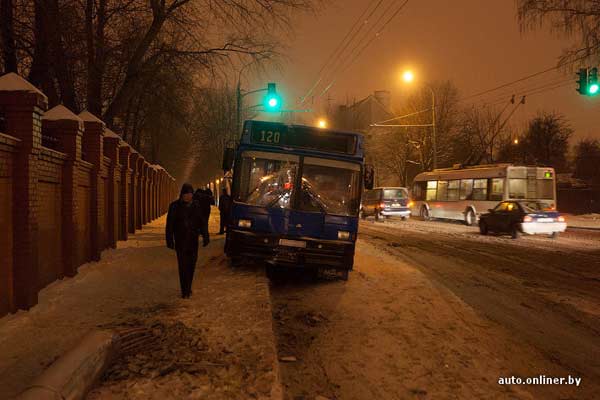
(248, 0), (599, 140)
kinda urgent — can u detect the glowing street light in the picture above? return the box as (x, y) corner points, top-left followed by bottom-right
(402, 70), (414, 83)
(513, 138), (519, 145)
(317, 118), (328, 129)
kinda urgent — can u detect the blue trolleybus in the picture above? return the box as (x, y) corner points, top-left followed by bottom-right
(223, 120), (371, 280)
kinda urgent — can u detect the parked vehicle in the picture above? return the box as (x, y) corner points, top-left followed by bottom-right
(223, 120), (373, 281)
(411, 164), (557, 226)
(360, 187), (412, 221)
(478, 200), (567, 239)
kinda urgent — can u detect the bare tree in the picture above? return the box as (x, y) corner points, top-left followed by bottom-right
(517, 0), (600, 65)
(0, 0), (18, 72)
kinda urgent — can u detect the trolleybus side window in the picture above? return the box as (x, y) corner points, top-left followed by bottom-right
(447, 180), (460, 201)
(436, 181), (448, 201)
(489, 178), (504, 201)
(472, 179), (488, 200)
(460, 179), (473, 200)
(413, 182), (426, 201)
(426, 180), (437, 201)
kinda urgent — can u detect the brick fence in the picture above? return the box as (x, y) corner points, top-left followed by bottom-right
(0, 73), (178, 317)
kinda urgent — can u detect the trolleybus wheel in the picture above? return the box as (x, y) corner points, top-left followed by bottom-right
(465, 209), (476, 226)
(339, 270), (349, 281)
(421, 206), (430, 221)
(229, 256), (242, 268)
(266, 265), (274, 280)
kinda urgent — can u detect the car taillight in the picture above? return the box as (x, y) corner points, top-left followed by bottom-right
(523, 215), (533, 222)
(558, 216), (565, 222)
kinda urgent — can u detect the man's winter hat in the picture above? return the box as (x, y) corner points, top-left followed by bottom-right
(180, 183), (194, 196)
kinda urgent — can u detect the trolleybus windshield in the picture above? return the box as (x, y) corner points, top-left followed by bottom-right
(236, 151), (361, 216)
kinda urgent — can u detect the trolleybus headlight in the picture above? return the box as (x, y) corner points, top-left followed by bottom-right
(337, 231), (351, 240)
(238, 219), (252, 228)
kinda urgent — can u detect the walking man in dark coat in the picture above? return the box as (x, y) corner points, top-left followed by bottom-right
(218, 188), (232, 235)
(166, 183), (209, 298)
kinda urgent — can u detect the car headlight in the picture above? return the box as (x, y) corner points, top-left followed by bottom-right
(238, 219), (252, 228)
(337, 230), (351, 240)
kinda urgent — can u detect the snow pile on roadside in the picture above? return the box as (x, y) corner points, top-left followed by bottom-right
(564, 213), (600, 229)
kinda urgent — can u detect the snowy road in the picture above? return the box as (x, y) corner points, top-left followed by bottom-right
(270, 218), (600, 400)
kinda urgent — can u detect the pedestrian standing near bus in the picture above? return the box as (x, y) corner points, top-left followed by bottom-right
(194, 188), (214, 236)
(166, 183), (209, 298)
(218, 188), (232, 234)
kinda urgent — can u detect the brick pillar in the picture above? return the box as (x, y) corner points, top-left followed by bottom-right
(103, 136), (120, 248)
(136, 156), (144, 230)
(0, 73), (47, 311)
(145, 163), (151, 224)
(118, 146), (131, 240)
(80, 111), (104, 262)
(151, 167), (157, 220)
(129, 151), (140, 233)
(141, 162), (148, 225)
(42, 105), (83, 277)
(157, 171), (162, 215)
(160, 171), (166, 214)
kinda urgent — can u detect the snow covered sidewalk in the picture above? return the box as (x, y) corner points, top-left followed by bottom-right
(0, 212), (281, 400)
(564, 213), (600, 230)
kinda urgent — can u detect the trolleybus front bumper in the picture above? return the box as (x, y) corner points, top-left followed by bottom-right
(225, 229), (356, 270)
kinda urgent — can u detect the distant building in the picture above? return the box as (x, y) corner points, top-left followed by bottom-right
(334, 90), (394, 131)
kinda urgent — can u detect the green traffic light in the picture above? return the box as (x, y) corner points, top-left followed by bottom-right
(268, 97), (278, 107)
(589, 83), (599, 95)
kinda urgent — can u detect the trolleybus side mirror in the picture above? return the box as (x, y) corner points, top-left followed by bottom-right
(364, 165), (374, 190)
(222, 148), (234, 171)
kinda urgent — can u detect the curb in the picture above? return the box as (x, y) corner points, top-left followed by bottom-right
(568, 226), (600, 232)
(16, 330), (119, 400)
(255, 270), (284, 400)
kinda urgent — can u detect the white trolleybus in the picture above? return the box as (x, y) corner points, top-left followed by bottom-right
(410, 164), (557, 226)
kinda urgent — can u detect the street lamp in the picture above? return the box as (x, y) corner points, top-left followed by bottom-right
(317, 118), (328, 129)
(402, 70), (437, 169)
